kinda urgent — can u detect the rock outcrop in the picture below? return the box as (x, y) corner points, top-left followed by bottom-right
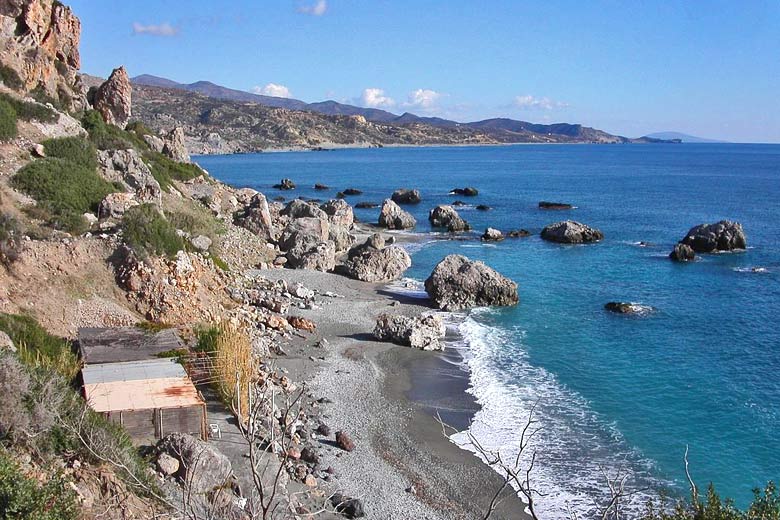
(157, 433), (235, 494)
(450, 187), (478, 196)
(279, 217), (334, 271)
(98, 192), (138, 219)
(482, 228), (504, 241)
(320, 199), (354, 228)
(541, 220), (604, 244)
(373, 313), (446, 351)
(0, 0), (86, 109)
(234, 193), (275, 240)
(161, 127), (190, 163)
(669, 243), (695, 262)
(97, 149), (161, 205)
(678, 220), (746, 253)
(424, 254), (519, 310)
(539, 201), (573, 210)
(604, 302), (654, 315)
(391, 188), (421, 204)
(378, 199), (416, 230)
(343, 234), (411, 282)
(93, 66), (131, 127)
(281, 199), (328, 221)
(428, 205), (470, 232)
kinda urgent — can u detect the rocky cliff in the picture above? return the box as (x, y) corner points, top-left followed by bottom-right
(0, 0), (86, 109)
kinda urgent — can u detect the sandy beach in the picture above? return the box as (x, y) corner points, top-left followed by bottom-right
(254, 264), (530, 519)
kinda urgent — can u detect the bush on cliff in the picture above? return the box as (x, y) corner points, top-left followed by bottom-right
(0, 213), (23, 267)
(11, 157), (116, 234)
(0, 92), (57, 123)
(82, 109), (146, 151)
(0, 98), (17, 141)
(42, 136), (98, 170)
(641, 481), (780, 519)
(121, 203), (184, 259)
(0, 312), (80, 380)
(0, 449), (77, 520)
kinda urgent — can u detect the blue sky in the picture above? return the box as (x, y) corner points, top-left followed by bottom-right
(69, 0), (780, 142)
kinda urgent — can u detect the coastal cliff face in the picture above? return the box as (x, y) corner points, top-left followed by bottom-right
(0, 0), (86, 109)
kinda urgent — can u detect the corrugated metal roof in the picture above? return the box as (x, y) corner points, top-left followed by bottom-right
(82, 358), (187, 385)
(78, 327), (183, 364)
(84, 377), (204, 412)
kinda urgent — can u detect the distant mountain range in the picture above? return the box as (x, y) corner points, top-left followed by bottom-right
(131, 74), (671, 149)
(645, 132), (727, 143)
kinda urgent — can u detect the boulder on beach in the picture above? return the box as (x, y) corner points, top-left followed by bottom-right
(428, 205), (470, 232)
(279, 218), (335, 271)
(541, 220), (604, 243)
(424, 254), (519, 310)
(669, 243), (695, 262)
(482, 227), (504, 241)
(378, 199), (416, 230)
(679, 220), (746, 253)
(273, 178), (296, 190)
(391, 188), (422, 204)
(343, 234), (411, 282)
(449, 187), (479, 197)
(373, 313), (446, 351)
(320, 199), (354, 228)
(281, 199), (328, 220)
(157, 433), (235, 494)
(328, 224), (356, 252)
(539, 201), (574, 210)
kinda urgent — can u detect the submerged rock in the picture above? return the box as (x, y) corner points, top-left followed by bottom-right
(424, 254), (519, 310)
(342, 188), (363, 196)
(428, 205), (470, 232)
(508, 229), (531, 238)
(373, 313), (446, 351)
(355, 201), (379, 209)
(391, 188), (422, 204)
(679, 220), (746, 253)
(378, 199), (416, 230)
(314, 183), (330, 190)
(669, 243), (695, 262)
(604, 302), (654, 315)
(539, 201), (574, 210)
(274, 178), (296, 190)
(449, 187), (479, 197)
(541, 220), (604, 243)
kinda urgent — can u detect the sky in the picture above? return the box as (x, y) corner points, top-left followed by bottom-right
(68, 0), (780, 143)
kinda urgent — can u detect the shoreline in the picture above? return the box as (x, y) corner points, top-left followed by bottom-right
(256, 267), (531, 519)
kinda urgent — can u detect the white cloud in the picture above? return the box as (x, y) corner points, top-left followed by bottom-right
(252, 83), (293, 98)
(359, 88), (395, 109)
(513, 95), (568, 110)
(404, 89), (442, 110)
(132, 22), (179, 37)
(298, 0), (328, 16)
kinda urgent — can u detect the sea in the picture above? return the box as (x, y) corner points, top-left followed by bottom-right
(196, 143), (780, 518)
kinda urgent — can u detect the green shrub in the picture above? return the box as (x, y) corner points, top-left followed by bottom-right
(642, 482), (780, 520)
(11, 157), (115, 233)
(126, 120), (153, 137)
(0, 449), (78, 520)
(0, 92), (57, 123)
(121, 204), (184, 259)
(29, 86), (66, 113)
(82, 109), (147, 151)
(144, 151), (203, 189)
(42, 136), (98, 170)
(0, 64), (22, 90)
(0, 313), (79, 380)
(0, 213), (23, 267)
(211, 254), (230, 271)
(195, 325), (220, 353)
(0, 98), (17, 141)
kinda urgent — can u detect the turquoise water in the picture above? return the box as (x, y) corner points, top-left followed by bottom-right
(197, 144), (780, 515)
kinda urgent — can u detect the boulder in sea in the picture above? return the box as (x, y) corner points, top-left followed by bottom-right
(93, 66), (132, 127)
(342, 188), (363, 196)
(355, 201), (379, 209)
(482, 227), (504, 241)
(452, 200), (466, 207)
(449, 187), (479, 197)
(320, 199), (354, 228)
(476, 204), (492, 211)
(604, 302), (654, 315)
(428, 205), (470, 232)
(508, 229), (531, 238)
(281, 199), (328, 220)
(343, 234), (411, 282)
(378, 199), (416, 230)
(373, 313), (446, 351)
(541, 220), (604, 243)
(273, 178), (296, 190)
(679, 220), (746, 253)
(314, 183), (330, 190)
(391, 188), (422, 204)
(539, 201), (574, 210)
(424, 254), (519, 310)
(669, 243), (695, 262)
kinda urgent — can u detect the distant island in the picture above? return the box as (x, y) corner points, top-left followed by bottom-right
(645, 131), (727, 143)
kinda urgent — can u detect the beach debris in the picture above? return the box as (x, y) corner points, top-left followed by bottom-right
(482, 227), (504, 241)
(539, 201), (574, 210)
(678, 220), (746, 253)
(429, 205), (470, 232)
(331, 493), (365, 518)
(669, 243), (696, 262)
(373, 313), (446, 351)
(425, 254), (519, 310)
(335, 431), (355, 452)
(391, 188), (422, 204)
(449, 187), (479, 197)
(541, 220), (604, 243)
(378, 199), (416, 230)
(343, 234), (412, 282)
(273, 178), (296, 190)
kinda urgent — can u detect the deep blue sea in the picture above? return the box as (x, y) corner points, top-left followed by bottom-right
(197, 144), (780, 517)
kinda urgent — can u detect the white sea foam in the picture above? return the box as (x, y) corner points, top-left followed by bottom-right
(733, 266), (769, 273)
(383, 277), (428, 299)
(447, 311), (667, 518)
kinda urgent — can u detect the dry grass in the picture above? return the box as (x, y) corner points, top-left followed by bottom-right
(212, 320), (254, 420)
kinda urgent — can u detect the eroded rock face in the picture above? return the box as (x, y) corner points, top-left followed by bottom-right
(428, 205), (470, 232)
(279, 218), (334, 271)
(679, 220), (746, 253)
(669, 243), (695, 262)
(343, 235), (411, 282)
(93, 65), (131, 127)
(328, 224), (356, 253)
(98, 192), (138, 219)
(424, 254), (519, 310)
(320, 199), (354, 228)
(161, 127), (190, 163)
(378, 199), (416, 230)
(391, 188), (421, 205)
(0, 0), (86, 109)
(234, 193), (275, 240)
(541, 220), (603, 244)
(281, 199), (328, 221)
(97, 149), (161, 205)
(157, 433), (235, 494)
(373, 313), (445, 351)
